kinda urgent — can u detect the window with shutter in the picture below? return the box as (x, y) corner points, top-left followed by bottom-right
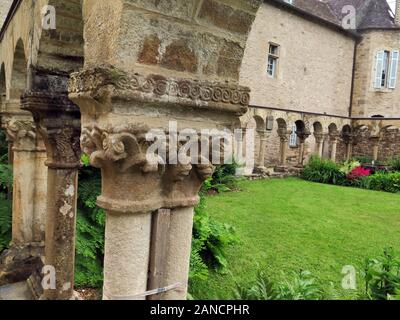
(374, 50), (384, 88)
(388, 50), (399, 89)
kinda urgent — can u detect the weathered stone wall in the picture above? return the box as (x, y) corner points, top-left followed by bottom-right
(352, 30), (400, 117)
(352, 129), (400, 162)
(240, 2), (355, 116)
(82, 0), (261, 83)
(0, 0), (13, 27)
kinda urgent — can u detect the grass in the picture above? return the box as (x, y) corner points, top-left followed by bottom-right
(190, 178), (400, 300)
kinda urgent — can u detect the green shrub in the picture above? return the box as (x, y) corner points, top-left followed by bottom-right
(363, 248), (400, 300)
(75, 162), (105, 288)
(354, 156), (373, 164)
(388, 156), (400, 172)
(0, 193), (12, 253)
(234, 270), (326, 300)
(301, 156), (346, 185)
(356, 172), (400, 193)
(340, 160), (361, 175)
(0, 132), (12, 254)
(206, 161), (241, 193)
(191, 192), (238, 275)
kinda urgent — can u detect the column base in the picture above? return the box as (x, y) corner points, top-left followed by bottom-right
(253, 166), (268, 175)
(0, 242), (44, 287)
(275, 166), (289, 173)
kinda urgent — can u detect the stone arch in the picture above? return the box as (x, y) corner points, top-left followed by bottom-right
(32, 0), (84, 93)
(253, 115), (265, 132)
(313, 121), (323, 134)
(10, 39), (27, 99)
(328, 123), (338, 134)
(276, 118), (288, 130)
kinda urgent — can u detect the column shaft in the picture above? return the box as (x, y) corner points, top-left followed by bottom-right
(103, 211), (152, 300)
(43, 168), (78, 300)
(330, 141), (338, 162)
(162, 207), (194, 300)
(11, 149), (36, 244)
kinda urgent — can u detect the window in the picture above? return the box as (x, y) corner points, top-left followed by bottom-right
(289, 124), (298, 147)
(284, 0), (293, 4)
(374, 50), (399, 89)
(267, 43), (279, 78)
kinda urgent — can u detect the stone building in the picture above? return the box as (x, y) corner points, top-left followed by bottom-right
(0, 0), (399, 301)
(241, 0), (400, 172)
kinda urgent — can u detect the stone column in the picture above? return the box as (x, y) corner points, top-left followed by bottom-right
(255, 130), (268, 173)
(370, 137), (380, 162)
(330, 133), (339, 163)
(70, 67), (246, 300)
(22, 92), (81, 300)
(1, 114), (48, 246)
(297, 132), (311, 167)
(161, 206), (194, 300)
(314, 133), (326, 158)
(277, 129), (290, 169)
(343, 135), (353, 161)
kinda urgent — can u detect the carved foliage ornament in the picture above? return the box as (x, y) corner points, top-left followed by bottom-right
(4, 119), (37, 149)
(69, 67), (251, 107)
(80, 126), (215, 180)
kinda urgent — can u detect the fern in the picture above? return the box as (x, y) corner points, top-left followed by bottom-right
(0, 131), (12, 253)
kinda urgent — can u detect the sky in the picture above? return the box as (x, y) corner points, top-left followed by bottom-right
(387, 0), (396, 12)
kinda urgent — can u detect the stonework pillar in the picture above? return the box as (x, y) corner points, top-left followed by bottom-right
(255, 130), (268, 173)
(329, 133), (339, 163)
(370, 136), (381, 162)
(70, 67), (247, 300)
(343, 135), (353, 161)
(3, 117), (47, 245)
(162, 207), (194, 300)
(278, 129), (290, 168)
(297, 132), (311, 167)
(22, 92), (81, 300)
(314, 133), (326, 158)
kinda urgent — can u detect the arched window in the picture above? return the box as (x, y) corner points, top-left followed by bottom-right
(289, 124), (297, 147)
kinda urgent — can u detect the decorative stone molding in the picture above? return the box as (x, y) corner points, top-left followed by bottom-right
(21, 92), (81, 169)
(80, 125), (215, 213)
(2, 118), (38, 151)
(314, 132), (327, 144)
(277, 128), (291, 142)
(69, 67), (250, 114)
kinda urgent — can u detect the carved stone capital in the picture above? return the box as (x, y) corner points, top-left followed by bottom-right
(314, 132), (327, 144)
(21, 92), (81, 169)
(81, 125), (215, 213)
(297, 130), (311, 142)
(277, 128), (290, 142)
(69, 66), (250, 115)
(1, 117), (40, 152)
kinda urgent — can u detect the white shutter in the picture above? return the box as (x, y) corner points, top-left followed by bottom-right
(374, 50), (384, 88)
(388, 50), (399, 89)
(289, 124), (297, 147)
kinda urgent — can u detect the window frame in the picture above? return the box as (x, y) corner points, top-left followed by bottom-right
(267, 43), (280, 78)
(373, 49), (399, 90)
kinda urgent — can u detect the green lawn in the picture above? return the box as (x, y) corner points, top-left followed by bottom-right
(190, 178), (400, 300)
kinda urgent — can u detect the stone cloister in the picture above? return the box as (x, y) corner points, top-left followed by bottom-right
(1, 0), (400, 301)
(242, 108), (400, 174)
(0, 0), (263, 300)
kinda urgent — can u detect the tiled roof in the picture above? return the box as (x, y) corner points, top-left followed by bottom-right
(289, 0), (398, 30)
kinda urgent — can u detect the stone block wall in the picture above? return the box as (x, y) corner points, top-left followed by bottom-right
(352, 30), (400, 118)
(240, 2), (355, 116)
(83, 0), (261, 83)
